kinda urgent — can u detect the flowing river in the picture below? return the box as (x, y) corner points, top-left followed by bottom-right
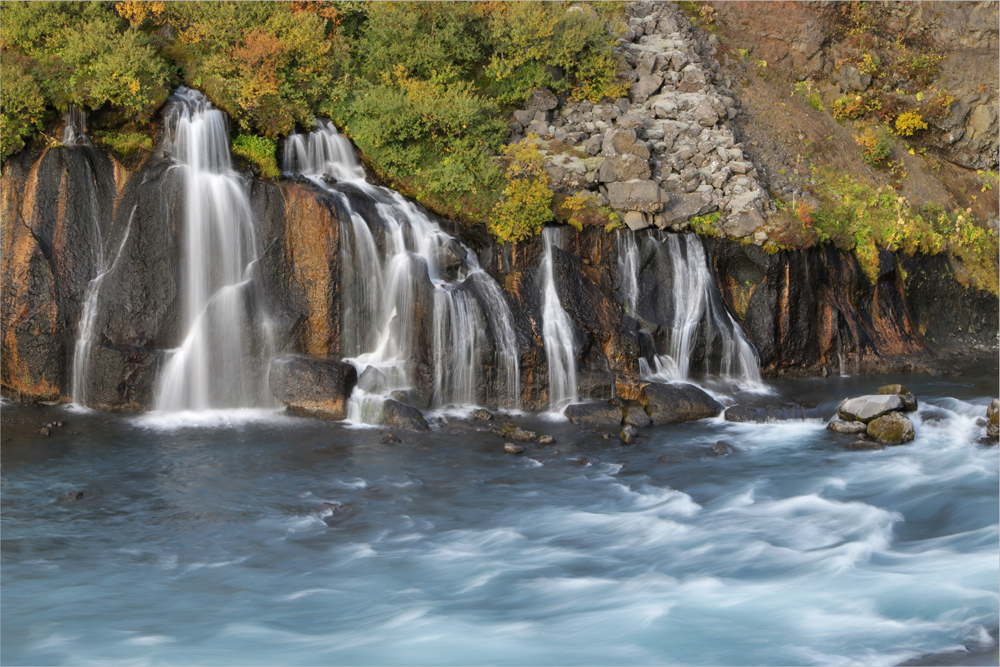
(2, 365), (997, 666)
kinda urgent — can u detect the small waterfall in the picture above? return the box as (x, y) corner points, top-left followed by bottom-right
(61, 106), (90, 146)
(541, 228), (578, 412)
(619, 231), (762, 388)
(285, 121), (520, 414)
(154, 88), (275, 411)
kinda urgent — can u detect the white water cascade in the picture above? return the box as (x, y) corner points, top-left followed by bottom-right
(617, 231), (762, 388)
(155, 88), (275, 410)
(284, 121), (521, 416)
(541, 228), (578, 412)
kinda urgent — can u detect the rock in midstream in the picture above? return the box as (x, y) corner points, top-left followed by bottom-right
(837, 395), (905, 423)
(866, 412), (915, 445)
(643, 382), (722, 424)
(268, 355), (358, 420)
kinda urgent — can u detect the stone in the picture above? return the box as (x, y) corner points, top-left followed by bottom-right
(653, 192), (715, 228)
(620, 425), (638, 445)
(357, 366), (387, 393)
(60, 490), (85, 501)
(526, 120), (549, 136)
(504, 443), (526, 455)
(724, 405), (808, 423)
(650, 96), (678, 119)
(472, 408), (494, 421)
(513, 110), (535, 126)
(382, 399), (430, 431)
(708, 440), (736, 456)
(380, 432), (401, 444)
(642, 382), (723, 424)
(565, 402), (624, 426)
(677, 65), (707, 93)
(827, 420), (869, 435)
(39, 427), (51, 436)
(598, 154), (652, 182)
(877, 384), (918, 411)
(847, 439), (885, 451)
(692, 99), (721, 127)
(498, 423), (538, 442)
(838, 395), (905, 423)
(269, 355), (359, 420)
(606, 180), (670, 213)
(585, 135), (603, 156)
(624, 405), (652, 427)
(631, 74), (664, 104)
(987, 399), (999, 439)
(867, 412), (915, 445)
(836, 65), (871, 92)
(538, 435), (555, 445)
(528, 88), (559, 111)
(623, 211), (650, 230)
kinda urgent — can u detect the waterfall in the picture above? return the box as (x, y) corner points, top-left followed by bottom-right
(154, 88), (275, 411)
(541, 228), (578, 412)
(284, 121), (520, 414)
(61, 105), (89, 146)
(618, 231), (762, 388)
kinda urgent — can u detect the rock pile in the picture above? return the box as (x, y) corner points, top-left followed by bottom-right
(507, 2), (769, 241)
(828, 384), (918, 446)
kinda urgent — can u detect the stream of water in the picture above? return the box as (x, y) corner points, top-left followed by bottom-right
(3, 366), (997, 666)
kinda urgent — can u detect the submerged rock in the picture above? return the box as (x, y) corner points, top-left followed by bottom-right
(379, 432), (401, 444)
(504, 443), (525, 455)
(827, 419), (868, 435)
(837, 394), (905, 423)
(708, 440), (736, 456)
(724, 404), (808, 423)
(643, 382), (722, 424)
(846, 439), (885, 451)
(877, 384), (918, 411)
(269, 355), (358, 420)
(620, 425), (638, 445)
(381, 400), (429, 431)
(867, 412), (915, 445)
(497, 423), (537, 442)
(565, 402), (624, 426)
(538, 435), (555, 445)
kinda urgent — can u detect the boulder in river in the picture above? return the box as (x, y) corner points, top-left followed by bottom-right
(504, 443), (525, 455)
(269, 355), (358, 420)
(724, 404), (809, 423)
(624, 404), (652, 427)
(708, 440), (736, 456)
(837, 394), (904, 423)
(827, 420), (868, 435)
(381, 399), (429, 431)
(565, 402), (625, 426)
(497, 423), (537, 442)
(642, 382), (722, 424)
(987, 398), (999, 439)
(620, 425), (638, 445)
(472, 408), (494, 421)
(877, 384), (918, 411)
(867, 412), (915, 445)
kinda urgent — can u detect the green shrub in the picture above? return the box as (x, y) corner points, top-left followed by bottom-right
(689, 211), (723, 237)
(97, 131), (153, 158)
(489, 138), (554, 243)
(232, 135), (279, 179)
(0, 52), (46, 160)
(854, 125), (893, 167)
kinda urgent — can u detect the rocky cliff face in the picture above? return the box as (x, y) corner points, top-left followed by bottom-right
(2, 114), (996, 410)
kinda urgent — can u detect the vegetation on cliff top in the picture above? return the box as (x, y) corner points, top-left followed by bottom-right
(0, 0), (628, 232)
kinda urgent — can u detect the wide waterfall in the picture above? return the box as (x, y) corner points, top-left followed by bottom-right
(617, 230), (762, 388)
(541, 227), (578, 412)
(284, 121), (520, 415)
(155, 88), (275, 410)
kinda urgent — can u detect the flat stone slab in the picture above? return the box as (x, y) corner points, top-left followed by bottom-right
(838, 394), (904, 423)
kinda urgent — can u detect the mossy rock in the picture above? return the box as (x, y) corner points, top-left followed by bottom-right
(867, 412), (915, 445)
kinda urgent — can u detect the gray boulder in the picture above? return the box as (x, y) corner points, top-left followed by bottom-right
(642, 382), (723, 424)
(382, 399), (430, 431)
(528, 88), (559, 111)
(654, 193), (715, 229)
(827, 420), (869, 435)
(624, 405), (652, 427)
(838, 394), (905, 423)
(269, 355), (358, 420)
(877, 384), (918, 411)
(631, 74), (664, 104)
(598, 154), (651, 182)
(565, 402), (624, 426)
(620, 425), (638, 445)
(866, 412), (915, 445)
(606, 180), (670, 213)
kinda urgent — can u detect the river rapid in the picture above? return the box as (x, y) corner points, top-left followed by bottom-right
(2, 366), (997, 666)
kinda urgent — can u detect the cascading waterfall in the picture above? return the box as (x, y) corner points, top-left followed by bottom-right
(617, 230), (762, 388)
(541, 228), (578, 412)
(284, 121), (520, 415)
(155, 88), (275, 411)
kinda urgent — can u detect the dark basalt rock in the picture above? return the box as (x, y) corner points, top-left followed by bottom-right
(624, 404), (652, 427)
(642, 382), (722, 424)
(269, 355), (358, 419)
(381, 399), (430, 431)
(708, 440), (736, 456)
(724, 404), (808, 423)
(565, 402), (624, 426)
